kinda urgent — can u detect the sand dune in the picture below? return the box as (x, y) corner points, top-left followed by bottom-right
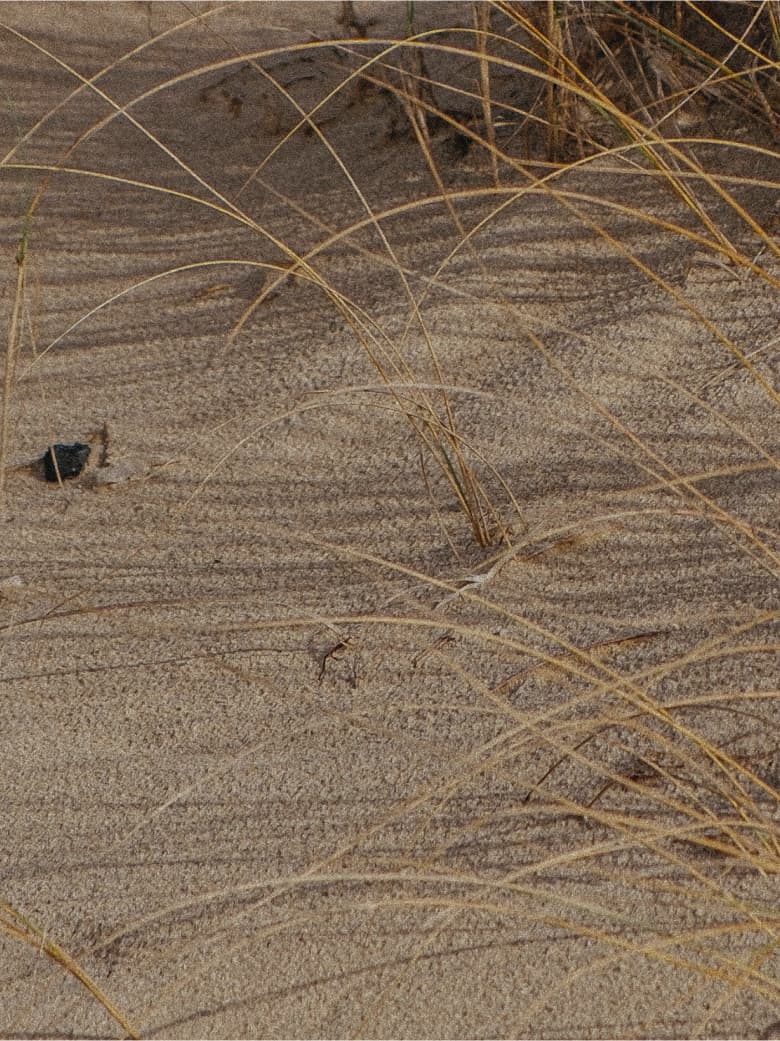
(1, 4), (778, 1038)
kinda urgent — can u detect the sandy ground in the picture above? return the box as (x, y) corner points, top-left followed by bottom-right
(0, 3), (778, 1038)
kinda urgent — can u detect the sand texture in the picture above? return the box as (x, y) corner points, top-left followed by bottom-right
(0, 3), (778, 1038)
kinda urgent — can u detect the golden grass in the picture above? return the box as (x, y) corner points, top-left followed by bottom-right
(0, 902), (140, 1038)
(0, 207), (30, 502)
(0, 1), (778, 1036)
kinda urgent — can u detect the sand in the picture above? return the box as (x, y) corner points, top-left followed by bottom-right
(0, 3), (778, 1038)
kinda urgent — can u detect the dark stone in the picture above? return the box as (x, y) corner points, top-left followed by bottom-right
(42, 442), (91, 482)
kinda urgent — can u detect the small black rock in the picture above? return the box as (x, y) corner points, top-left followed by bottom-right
(42, 442), (91, 482)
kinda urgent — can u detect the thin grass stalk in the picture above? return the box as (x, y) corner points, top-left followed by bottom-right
(0, 902), (140, 1039)
(0, 209), (30, 501)
(474, 2), (499, 185)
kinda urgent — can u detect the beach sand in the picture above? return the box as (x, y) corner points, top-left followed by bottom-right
(1, 4), (778, 1038)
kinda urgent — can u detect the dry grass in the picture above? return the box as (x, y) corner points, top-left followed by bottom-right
(0, 903), (140, 1039)
(0, 1), (778, 1036)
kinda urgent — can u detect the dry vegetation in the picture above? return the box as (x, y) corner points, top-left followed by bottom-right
(1, 2), (778, 1037)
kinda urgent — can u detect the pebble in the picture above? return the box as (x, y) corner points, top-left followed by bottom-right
(42, 442), (91, 481)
